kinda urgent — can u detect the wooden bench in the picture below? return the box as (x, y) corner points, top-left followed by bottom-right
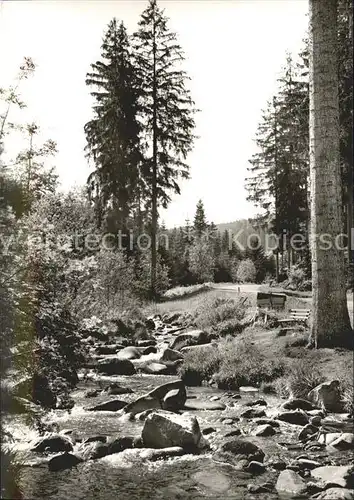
(278, 309), (311, 325)
(256, 292), (287, 311)
(277, 309), (311, 334)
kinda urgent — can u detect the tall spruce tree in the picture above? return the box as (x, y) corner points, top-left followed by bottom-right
(85, 19), (142, 233)
(193, 199), (208, 237)
(133, 0), (197, 297)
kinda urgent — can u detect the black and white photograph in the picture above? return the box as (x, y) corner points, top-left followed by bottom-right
(0, 0), (353, 498)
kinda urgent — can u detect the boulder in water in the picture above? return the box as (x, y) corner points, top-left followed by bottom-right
(276, 410), (309, 426)
(32, 435), (73, 453)
(117, 346), (142, 360)
(282, 398), (317, 411)
(253, 424), (276, 437)
(104, 382), (133, 395)
(140, 362), (169, 375)
(308, 380), (342, 412)
(142, 410), (205, 451)
(96, 358), (136, 375)
(169, 330), (209, 351)
(275, 470), (307, 496)
(311, 465), (354, 489)
(48, 452), (83, 472)
(220, 438), (265, 462)
(160, 348), (184, 362)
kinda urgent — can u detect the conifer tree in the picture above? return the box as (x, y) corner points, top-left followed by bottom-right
(133, 0), (197, 297)
(193, 199), (208, 238)
(85, 19), (142, 233)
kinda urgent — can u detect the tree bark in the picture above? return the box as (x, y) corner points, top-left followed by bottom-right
(309, 0), (352, 347)
(151, 10), (158, 299)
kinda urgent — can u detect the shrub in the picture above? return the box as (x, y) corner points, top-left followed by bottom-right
(193, 296), (249, 332)
(178, 347), (221, 386)
(286, 359), (326, 399)
(214, 339), (285, 390)
(288, 266), (306, 290)
(236, 259), (256, 283)
(339, 373), (353, 415)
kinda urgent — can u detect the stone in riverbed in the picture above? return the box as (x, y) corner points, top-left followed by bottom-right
(77, 441), (109, 460)
(311, 488), (354, 499)
(298, 423), (319, 441)
(240, 408), (266, 419)
(308, 380), (342, 412)
(96, 358), (136, 376)
(275, 469), (307, 496)
(84, 389), (101, 398)
(86, 399), (127, 412)
(142, 410), (205, 451)
(282, 398), (317, 411)
(160, 348), (184, 362)
(245, 461), (266, 474)
(202, 427), (216, 435)
(244, 398), (267, 407)
(117, 346), (142, 360)
(276, 410), (309, 426)
(140, 362), (169, 375)
(220, 439), (265, 462)
(253, 418), (280, 428)
(32, 435), (73, 453)
(162, 389), (185, 411)
(311, 465), (354, 488)
(104, 382), (133, 395)
(327, 433), (354, 450)
(122, 380), (186, 416)
(48, 452), (83, 472)
(169, 330), (209, 351)
(253, 424), (276, 437)
(136, 339), (156, 347)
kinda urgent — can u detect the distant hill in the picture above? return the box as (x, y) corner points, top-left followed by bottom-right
(217, 219), (270, 252)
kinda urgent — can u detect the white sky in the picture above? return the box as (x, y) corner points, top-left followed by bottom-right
(0, 0), (308, 228)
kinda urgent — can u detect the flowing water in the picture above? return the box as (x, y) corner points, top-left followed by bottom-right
(5, 326), (353, 499)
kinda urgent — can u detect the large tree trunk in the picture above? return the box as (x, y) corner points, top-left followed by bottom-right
(309, 0), (352, 348)
(151, 13), (158, 299)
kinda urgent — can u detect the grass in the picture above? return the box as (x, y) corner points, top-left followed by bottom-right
(179, 337), (285, 389)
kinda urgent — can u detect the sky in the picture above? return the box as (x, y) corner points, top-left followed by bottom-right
(0, 0), (308, 228)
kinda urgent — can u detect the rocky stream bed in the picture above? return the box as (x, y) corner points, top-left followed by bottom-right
(5, 314), (354, 499)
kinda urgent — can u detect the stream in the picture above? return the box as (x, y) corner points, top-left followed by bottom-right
(4, 316), (354, 499)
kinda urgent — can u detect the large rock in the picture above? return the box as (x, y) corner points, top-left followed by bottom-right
(311, 465), (354, 488)
(48, 452), (83, 472)
(220, 439), (265, 462)
(122, 380), (186, 416)
(253, 424), (276, 437)
(77, 441), (109, 460)
(308, 380), (342, 412)
(282, 398), (317, 411)
(86, 399), (127, 412)
(327, 433), (354, 450)
(160, 348), (184, 362)
(96, 358), (136, 376)
(140, 362), (169, 375)
(276, 410), (309, 426)
(122, 395), (161, 416)
(170, 330), (209, 351)
(275, 470), (307, 496)
(117, 346), (142, 360)
(95, 345), (121, 355)
(142, 410), (205, 451)
(32, 435), (73, 453)
(311, 488), (354, 499)
(104, 383), (133, 396)
(240, 408), (266, 419)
